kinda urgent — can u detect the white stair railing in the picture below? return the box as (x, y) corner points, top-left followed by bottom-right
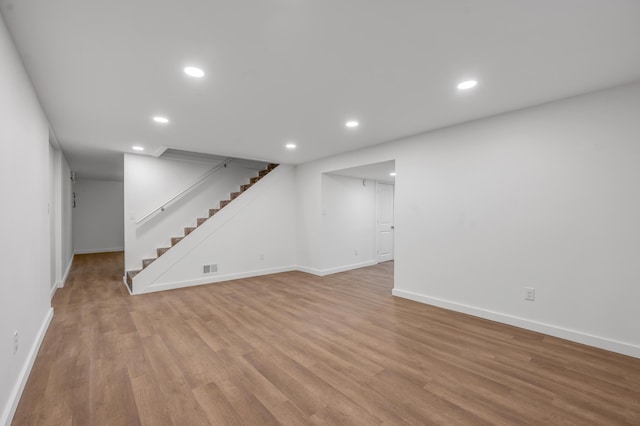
(135, 157), (232, 225)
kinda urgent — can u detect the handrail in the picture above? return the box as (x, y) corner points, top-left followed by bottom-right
(135, 157), (232, 225)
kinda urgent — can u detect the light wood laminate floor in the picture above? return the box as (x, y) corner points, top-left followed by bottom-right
(13, 252), (640, 425)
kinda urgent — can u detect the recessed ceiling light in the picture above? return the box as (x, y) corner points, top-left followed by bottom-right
(285, 142), (297, 149)
(184, 66), (205, 78)
(345, 120), (359, 128)
(457, 80), (478, 90)
(389, 172), (397, 176)
(153, 116), (169, 124)
(132, 146), (144, 151)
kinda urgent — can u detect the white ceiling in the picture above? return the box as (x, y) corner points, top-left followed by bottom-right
(2, 1), (640, 180)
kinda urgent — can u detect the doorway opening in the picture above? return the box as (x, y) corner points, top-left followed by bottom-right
(323, 160), (395, 273)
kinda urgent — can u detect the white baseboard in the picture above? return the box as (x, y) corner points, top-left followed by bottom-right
(296, 260), (377, 277)
(392, 288), (640, 359)
(74, 247), (124, 254)
(135, 261), (376, 293)
(139, 265), (297, 294)
(1, 307), (54, 426)
(295, 265), (324, 276)
(53, 256), (74, 293)
(49, 284), (58, 300)
(122, 276), (132, 295)
(57, 256), (74, 288)
(51, 256), (74, 300)
(320, 261), (377, 276)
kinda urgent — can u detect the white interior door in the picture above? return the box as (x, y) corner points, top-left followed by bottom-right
(376, 182), (394, 263)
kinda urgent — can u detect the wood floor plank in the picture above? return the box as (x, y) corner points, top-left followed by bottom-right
(130, 374), (174, 426)
(11, 252), (640, 425)
(192, 381), (244, 426)
(139, 334), (211, 425)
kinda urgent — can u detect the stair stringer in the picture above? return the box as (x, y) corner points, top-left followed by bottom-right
(131, 164), (296, 294)
(126, 157), (266, 272)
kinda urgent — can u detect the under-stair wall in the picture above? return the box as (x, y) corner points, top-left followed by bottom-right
(125, 161), (297, 294)
(124, 154), (263, 271)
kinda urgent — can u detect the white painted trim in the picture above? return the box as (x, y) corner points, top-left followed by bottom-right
(1, 308), (54, 426)
(138, 266), (297, 294)
(49, 284), (57, 300)
(51, 256), (74, 300)
(122, 276), (133, 295)
(296, 261), (377, 277)
(295, 265), (325, 276)
(55, 256), (74, 289)
(392, 288), (640, 359)
(320, 261), (378, 276)
(74, 247), (124, 255)
(133, 260), (376, 294)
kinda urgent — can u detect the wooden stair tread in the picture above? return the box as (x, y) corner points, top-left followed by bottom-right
(171, 237), (183, 246)
(125, 269), (141, 290)
(157, 247), (170, 257)
(142, 258), (156, 268)
(184, 227), (196, 235)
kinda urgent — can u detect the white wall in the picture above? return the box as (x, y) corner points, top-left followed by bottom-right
(72, 179), (124, 253)
(320, 174), (376, 273)
(52, 149), (73, 292)
(58, 151), (73, 280)
(48, 144), (56, 291)
(296, 82), (640, 358)
(295, 162), (324, 271)
(0, 16), (54, 425)
(296, 152), (396, 274)
(133, 165), (297, 294)
(124, 154), (264, 271)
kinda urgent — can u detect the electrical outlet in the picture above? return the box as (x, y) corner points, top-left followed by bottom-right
(524, 287), (535, 301)
(13, 331), (18, 355)
(354, 249), (358, 256)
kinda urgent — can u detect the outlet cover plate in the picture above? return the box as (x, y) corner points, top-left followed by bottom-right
(524, 287), (535, 301)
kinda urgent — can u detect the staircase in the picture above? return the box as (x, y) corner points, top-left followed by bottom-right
(125, 163), (278, 291)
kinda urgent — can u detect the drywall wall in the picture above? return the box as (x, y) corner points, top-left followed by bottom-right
(132, 165), (297, 294)
(124, 155), (265, 271)
(0, 16), (54, 425)
(52, 149), (73, 291)
(72, 179), (124, 253)
(49, 144), (56, 291)
(58, 152), (73, 281)
(320, 174), (376, 273)
(395, 82), (640, 357)
(296, 149), (396, 274)
(296, 81), (640, 357)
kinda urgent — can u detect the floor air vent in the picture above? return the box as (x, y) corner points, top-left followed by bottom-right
(202, 264), (218, 275)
